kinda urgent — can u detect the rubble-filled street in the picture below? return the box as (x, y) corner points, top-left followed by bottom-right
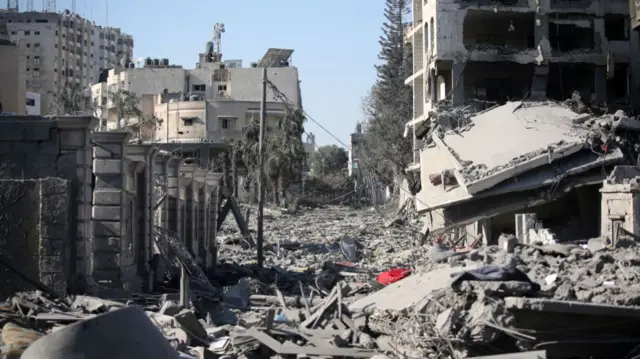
(5, 203), (640, 358)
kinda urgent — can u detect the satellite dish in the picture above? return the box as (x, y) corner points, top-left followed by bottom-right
(134, 57), (143, 63)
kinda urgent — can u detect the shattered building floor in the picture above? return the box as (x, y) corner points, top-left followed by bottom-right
(6, 203), (640, 358)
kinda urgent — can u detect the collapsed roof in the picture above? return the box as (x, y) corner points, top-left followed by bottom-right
(416, 101), (638, 233)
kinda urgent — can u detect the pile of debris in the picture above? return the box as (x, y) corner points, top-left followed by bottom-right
(7, 203), (640, 358)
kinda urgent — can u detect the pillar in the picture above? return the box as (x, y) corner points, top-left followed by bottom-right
(167, 157), (182, 235)
(194, 169), (207, 266)
(153, 152), (170, 228)
(55, 116), (96, 289)
(92, 131), (130, 289)
(144, 147), (158, 292)
(181, 162), (197, 255)
(600, 166), (640, 246)
(206, 174), (221, 272)
(451, 62), (465, 105)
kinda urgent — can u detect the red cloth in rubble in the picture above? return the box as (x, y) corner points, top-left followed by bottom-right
(376, 268), (411, 286)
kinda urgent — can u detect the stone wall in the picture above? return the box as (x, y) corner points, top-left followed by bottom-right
(0, 116), (223, 296)
(0, 178), (70, 299)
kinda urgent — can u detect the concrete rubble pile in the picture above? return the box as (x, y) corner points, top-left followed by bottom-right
(6, 202), (640, 358)
(362, 238), (640, 358)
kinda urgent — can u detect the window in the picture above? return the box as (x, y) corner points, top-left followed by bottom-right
(34, 31), (40, 35)
(101, 96), (107, 105)
(26, 43), (30, 48)
(193, 84), (205, 92)
(24, 31), (30, 35)
(26, 98), (35, 106)
(33, 43), (40, 52)
(33, 56), (40, 65)
(33, 69), (40, 77)
(182, 117), (195, 126)
(221, 118), (229, 129)
(217, 84), (227, 91)
(10, 31), (16, 35)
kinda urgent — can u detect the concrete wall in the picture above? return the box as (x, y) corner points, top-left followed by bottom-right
(154, 98), (289, 143)
(0, 40), (26, 115)
(0, 115), (222, 296)
(0, 178), (70, 299)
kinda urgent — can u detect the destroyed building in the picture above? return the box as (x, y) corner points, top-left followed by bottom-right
(403, 0), (640, 245)
(406, 0), (638, 114)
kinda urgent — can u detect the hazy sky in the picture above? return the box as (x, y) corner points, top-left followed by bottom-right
(47, 0), (386, 147)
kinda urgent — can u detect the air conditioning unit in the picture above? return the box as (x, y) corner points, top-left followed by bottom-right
(218, 91), (226, 97)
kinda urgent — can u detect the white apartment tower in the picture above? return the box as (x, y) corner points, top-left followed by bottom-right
(0, 9), (133, 114)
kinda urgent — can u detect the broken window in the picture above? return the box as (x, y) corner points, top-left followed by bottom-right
(463, 62), (532, 103)
(463, 10), (535, 50)
(547, 63), (594, 102)
(549, 16), (594, 52)
(604, 15), (628, 41)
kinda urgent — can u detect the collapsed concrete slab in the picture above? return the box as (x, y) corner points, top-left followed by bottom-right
(349, 265), (477, 312)
(433, 101), (589, 195)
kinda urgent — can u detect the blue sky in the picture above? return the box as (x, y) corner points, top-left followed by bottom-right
(51, 0), (386, 147)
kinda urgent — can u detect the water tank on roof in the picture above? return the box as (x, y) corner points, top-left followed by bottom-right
(145, 57), (152, 66)
(206, 41), (214, 53)
(161, 58), (169, 66)
(153, 58), (160, 66)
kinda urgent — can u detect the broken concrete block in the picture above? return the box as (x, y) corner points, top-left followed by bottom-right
(498, 234), (518, 253)
(174, 309), (209, 342)
(160, 300), (181, 316)
(223, 278), (251, 309)
(165, 327), (190, 350)
(191, 346), (216, 359)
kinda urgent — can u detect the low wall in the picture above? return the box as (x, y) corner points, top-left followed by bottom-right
(0, 178), (70, 299)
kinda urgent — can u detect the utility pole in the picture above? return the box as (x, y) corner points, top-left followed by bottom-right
(256, 67), (267, 267)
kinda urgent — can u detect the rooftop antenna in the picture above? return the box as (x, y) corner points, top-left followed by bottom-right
(213, 22), (225, 60)
(45, 0), (55, 12)
(105, 0), (109, 26)
(71, 0), (75, 12)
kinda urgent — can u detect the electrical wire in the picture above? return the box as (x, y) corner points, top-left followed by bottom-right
(264, 78), (486, 245)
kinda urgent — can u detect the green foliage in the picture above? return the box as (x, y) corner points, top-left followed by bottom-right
(227, 109), (308, 204)
(309, 145), (349, 177)
(109, 89), (143, 130)
(361, 0), (413, 183)
(49, 82), (92, 115)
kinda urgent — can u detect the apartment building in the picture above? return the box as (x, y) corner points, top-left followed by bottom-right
(0, 38), (26, 115)
(0, 9), (133, 114)
(91, 46), (302, 145)
(407, 0), (638, 116)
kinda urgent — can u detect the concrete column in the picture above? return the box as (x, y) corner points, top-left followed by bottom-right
(194, 169), (207, 266)
(55, 116), (96, 287)
(166, 157), (182, 235)
(206, 174), (221, 272)
(153, 152), (170, 229)
(124, 145), (154, 291)
(595, 66), (607, 106)
(451, 62), (465, 105)
(92, 131), (130, 289)
(181, 163), (197, 255)
(144, 147), (158, 292)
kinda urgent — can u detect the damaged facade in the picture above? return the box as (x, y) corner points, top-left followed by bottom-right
(406, 0), (640, 246)
(0, 115), (224, 297)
